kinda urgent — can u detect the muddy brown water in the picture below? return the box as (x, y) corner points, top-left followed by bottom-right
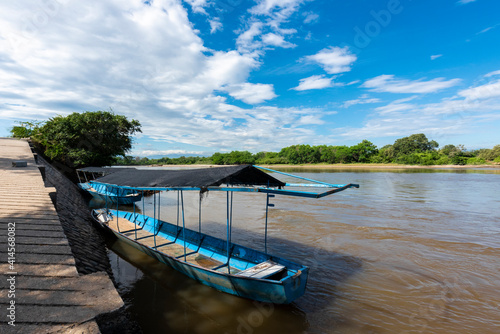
(99, 168), (500, 334)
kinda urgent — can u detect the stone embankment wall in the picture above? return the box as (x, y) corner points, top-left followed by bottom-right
(37, 155), (112, 275)
(35, 153), (142, 333)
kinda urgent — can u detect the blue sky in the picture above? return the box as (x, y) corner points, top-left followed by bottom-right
(1, 0), (499, 157)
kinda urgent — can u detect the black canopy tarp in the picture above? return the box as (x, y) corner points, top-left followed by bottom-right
(91, 165), (285, 189)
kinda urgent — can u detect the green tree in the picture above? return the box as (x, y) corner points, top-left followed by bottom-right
(439, 144), (457, 156)
(279, 144), (318, 164)
(211, 152), (225, 165)
(228, 151), (255, 164)
(442, 144), (474, 165)
(378, 144), (395, 163)
(10, 120), (44, 138)
(350, 140), (378, 163)
(393, 134), (438, 156)
(478, 145), (500, 161)
(33, 111), (141, 168)
(255, 151), (288, 164)
(335, 146), (352, 163)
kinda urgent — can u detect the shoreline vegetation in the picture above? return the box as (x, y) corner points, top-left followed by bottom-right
(116, 134), (500, 168)
(148, 163), (500, 169)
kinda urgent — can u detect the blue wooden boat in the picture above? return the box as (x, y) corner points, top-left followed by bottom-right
(89, 165), (358, 304)
(77, 167), (142, 205)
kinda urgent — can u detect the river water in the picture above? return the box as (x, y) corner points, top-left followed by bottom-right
(102, 167), (500, 334)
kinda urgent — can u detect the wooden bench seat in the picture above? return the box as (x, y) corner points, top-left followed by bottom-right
(236, 260), (286, 279)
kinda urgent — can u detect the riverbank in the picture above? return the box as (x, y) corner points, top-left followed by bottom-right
(146, 163), (500, 170)
(258, 163), (500, 169)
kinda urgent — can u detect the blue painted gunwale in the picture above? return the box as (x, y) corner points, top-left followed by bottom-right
(96, 208), (309, 304)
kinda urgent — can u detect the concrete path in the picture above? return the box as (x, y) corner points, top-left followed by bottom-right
(0, 139), (123, 334)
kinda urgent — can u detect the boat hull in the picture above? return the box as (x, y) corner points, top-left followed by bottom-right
(78, 183), (142, 205)
(96, 210), (308, 304)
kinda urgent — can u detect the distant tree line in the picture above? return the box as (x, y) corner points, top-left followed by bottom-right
(114, 134), (500, 166)
(10, 118), (498, 167)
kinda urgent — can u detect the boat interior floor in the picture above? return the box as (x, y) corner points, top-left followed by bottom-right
(108, 216), (242, 275)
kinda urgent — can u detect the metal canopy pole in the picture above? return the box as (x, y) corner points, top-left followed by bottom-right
(158, 191), (161, 234)
(230, 192), (233, 246)
(264, 193), (275, 254)
(116, 187), (120, 233)
(181, 190), (186, 261)
(105, 185), (109, 212)
(153, 191), (157, 248)
(133, 196), (137, 240)
(198, 192), (202, 245)
(142, 190), (145, 227)
(176, 191), (180, 228)
(226, 190), (232, 274)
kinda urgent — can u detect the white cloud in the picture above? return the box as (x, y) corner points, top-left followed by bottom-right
(262, 33), (296, 48)
(335, 76), (500, 141)
(184, 0), (209, 14)
(250, 0), (305, 16)
(347, 80), (361, 86)
(292, 75), (335, 91)
(484, 70), (500, 77)
(198, 51), (259, 89)
(305, 46), (357, 74)
(236, 0), (303, 54)
(209, 18), (222, 34)
(431, 54), (443, 60)
(303, 12), (319, 24)
(342, 94), (381, 108)
(362, 75), (461, 93)
(477, 26), (493, 34)
(374, 97), (417, 115)
(236, 21), (264, 52)
(297, 114), (325, 125)
(457, 0), (477, 4)
(0, 0), (313, 152)
(225, 83), (277, 104)
(458, 80), (500, 100)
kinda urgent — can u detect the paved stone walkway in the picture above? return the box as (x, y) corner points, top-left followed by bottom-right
(0, 138), (123, 334)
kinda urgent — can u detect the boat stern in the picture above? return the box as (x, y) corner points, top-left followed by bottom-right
(281, 266), (309, 303)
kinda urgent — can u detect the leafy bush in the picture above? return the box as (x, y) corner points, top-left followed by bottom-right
(369, 155), (384, 163)
(211, 151), (255, 165)
(466, 157), (486, 165)
(489, 145), (500, 160)
(435, 156), (451, 165)
(33, 111), (141, 168)
(255, 152), (288, 165)
(10, 120), (44, 138)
